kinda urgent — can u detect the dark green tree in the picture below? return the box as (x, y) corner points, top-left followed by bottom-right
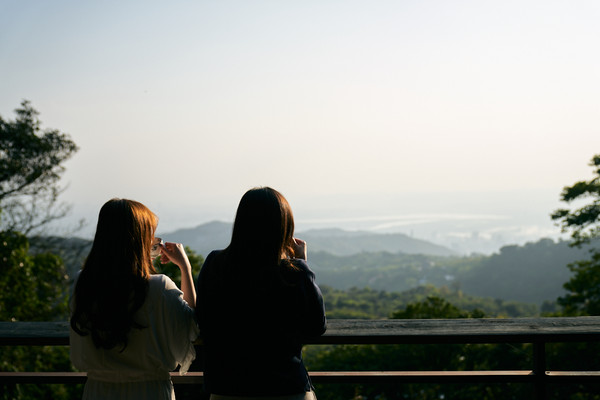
(0, 101), (81, 399)
(390, 296), (485, 319)
(0, 231), (69, 321)
(551, 154), (600, 315)
(0, 231), (82, 400)
(0, 100), (78, 234)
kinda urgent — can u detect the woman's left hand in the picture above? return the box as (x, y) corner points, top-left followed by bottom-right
(159, 241), (196, 308)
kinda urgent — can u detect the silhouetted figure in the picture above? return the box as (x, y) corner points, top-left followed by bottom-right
(196, 187), (326, 400)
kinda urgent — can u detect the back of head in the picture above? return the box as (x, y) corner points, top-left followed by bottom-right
(89, 198), (157, 280)
(205, 188), (307, 346)
(70, 198), (157, 350)
(227, 187), (295, 269)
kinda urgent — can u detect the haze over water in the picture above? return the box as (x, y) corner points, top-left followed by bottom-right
(63, 187), (565, 256)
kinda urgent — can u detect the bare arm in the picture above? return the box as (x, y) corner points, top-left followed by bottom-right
(160, 242), (197, 309)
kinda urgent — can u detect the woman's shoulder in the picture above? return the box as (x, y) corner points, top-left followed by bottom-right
(284, 259), (317, 283)
(148, 274), (178, 291)
(205, 249), (223, 262)
(200, 250), (224, 272)
(290, 258), (313, 273)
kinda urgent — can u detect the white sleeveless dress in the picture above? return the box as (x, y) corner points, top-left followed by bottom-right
(70, 274), (199, 400)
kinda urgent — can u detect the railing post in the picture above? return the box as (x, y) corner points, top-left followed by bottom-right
(533, 341), (547, 400)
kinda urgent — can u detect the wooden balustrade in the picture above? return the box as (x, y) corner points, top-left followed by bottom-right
(2, 317), (600, 399)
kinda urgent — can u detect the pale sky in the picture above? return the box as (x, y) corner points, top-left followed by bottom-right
(1, 1), (600, 249)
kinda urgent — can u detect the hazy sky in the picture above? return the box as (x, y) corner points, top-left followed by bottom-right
(2, 1), (600, 245)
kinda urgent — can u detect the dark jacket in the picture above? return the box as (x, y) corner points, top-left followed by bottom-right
(195, 250), (327, 396)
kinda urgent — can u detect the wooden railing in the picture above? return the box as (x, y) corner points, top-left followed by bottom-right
(2, 317), (600, 399)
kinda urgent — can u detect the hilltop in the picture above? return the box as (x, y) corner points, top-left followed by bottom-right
(162, 221), (456, 257)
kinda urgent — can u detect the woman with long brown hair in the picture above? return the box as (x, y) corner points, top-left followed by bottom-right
(196, 187), (326, 399)
(70, 198), (198, 400)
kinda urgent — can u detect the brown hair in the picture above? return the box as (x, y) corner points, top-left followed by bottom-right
(226, 187), (297, 270)
(70, 198), (157, 350)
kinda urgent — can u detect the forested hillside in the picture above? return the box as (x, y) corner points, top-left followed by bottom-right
(459, 239), (589, 304)
(308, 238), (590, 307)
(56, 230), (585, 308)
(310, 251), (479, 292)
(321, 284), (538, 318)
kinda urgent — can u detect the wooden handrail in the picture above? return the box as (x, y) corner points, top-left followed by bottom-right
(3, 370), (600, 384)
(2, 317), (600, 400)
(3, 317), (600, 346)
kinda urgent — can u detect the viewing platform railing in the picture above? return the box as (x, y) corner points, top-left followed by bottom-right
(2, 317), (600, 399)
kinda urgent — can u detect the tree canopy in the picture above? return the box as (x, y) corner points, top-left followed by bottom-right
(0, 101), (81, 399)
(552, 154), (600, 315)
(552, 154), (600, 246)
(0, 100), (78, 234)
(0, 230), (69, 321)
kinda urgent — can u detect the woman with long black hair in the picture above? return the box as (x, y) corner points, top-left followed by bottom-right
(196, 187), (326, 399)
(70, 198), (198, 400)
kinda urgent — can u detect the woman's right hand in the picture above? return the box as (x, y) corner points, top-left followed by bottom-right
(291, 237), (307, 260)
(160, 242), (192, 271)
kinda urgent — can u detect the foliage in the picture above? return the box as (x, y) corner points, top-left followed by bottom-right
(0, 100), (78, 234)
(29, 235), (92, 284)
(390, 296), (485, 319)
(552, 154), (600, 246)
(558, 251), (600, 316)
(459, 238), (585, 305)
(552, 154), (600, 315)
(0, 231), (81, 399)
(0, 101), (81, 399)
(0, 346), (83, 400)
(322, 284), (538, 319)
(0, 230), (69, 321)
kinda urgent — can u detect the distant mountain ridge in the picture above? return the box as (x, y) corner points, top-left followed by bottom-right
(162, 221), (456, 257)
(162, 221), (232, 257)
(300, 228), (455, 256)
